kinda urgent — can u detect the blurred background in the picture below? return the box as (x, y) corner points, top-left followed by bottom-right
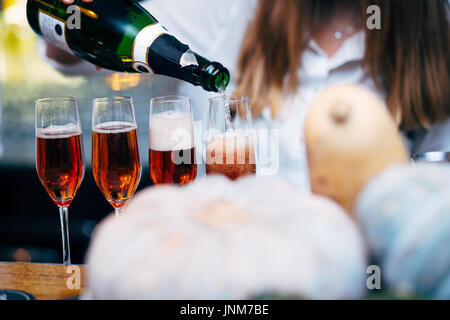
(0, 0), (182, 264)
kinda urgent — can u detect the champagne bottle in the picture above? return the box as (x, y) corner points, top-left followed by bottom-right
(26, 0), (230, 92)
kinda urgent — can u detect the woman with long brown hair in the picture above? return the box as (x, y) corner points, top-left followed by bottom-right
(50, 0), (450, 188)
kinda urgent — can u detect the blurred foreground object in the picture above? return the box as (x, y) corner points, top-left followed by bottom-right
(305, 85), (409, 214)
(356, 164), (450, 300)
(85, 176), (367, 300)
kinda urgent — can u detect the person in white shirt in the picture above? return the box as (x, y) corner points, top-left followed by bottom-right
(50, 0), (449, 190)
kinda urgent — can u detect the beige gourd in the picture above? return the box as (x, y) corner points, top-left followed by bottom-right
(305, 84), (409, 214)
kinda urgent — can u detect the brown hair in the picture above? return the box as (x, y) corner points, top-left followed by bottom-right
(236, 0), (450, 130)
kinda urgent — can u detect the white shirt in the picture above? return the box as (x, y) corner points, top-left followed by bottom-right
(42, 0), (450, 189)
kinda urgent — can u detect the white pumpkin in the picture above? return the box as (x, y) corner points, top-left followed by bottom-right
(356, 163), (450, 299)
(84, 176), (367, 300)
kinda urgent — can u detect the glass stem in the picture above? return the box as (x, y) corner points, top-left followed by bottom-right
(115, 208), (121, 218)
(59, 206), (71, 265)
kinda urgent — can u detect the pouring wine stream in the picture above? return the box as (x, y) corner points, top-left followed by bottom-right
(219, 90), (234, 132)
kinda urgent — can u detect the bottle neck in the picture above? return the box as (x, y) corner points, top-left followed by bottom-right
(194, 56), (230, 92)
(142, 32), (230, 92)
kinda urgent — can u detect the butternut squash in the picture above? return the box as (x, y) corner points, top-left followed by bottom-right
(305, 84), (409, 214)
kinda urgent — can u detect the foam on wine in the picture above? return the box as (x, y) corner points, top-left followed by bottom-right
(93, 121), (137, 134)
(36, 123), (81, 139)
(150, 111), (194, 151)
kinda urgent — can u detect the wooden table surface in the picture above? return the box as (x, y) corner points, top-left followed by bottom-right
(0, 262), (87, 300)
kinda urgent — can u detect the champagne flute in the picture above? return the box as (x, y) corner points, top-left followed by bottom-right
(92, 97), (141, 217)
(36, 97), (85, 265)
(149, 96), (197, 185)
(205, 95), (256, 180)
